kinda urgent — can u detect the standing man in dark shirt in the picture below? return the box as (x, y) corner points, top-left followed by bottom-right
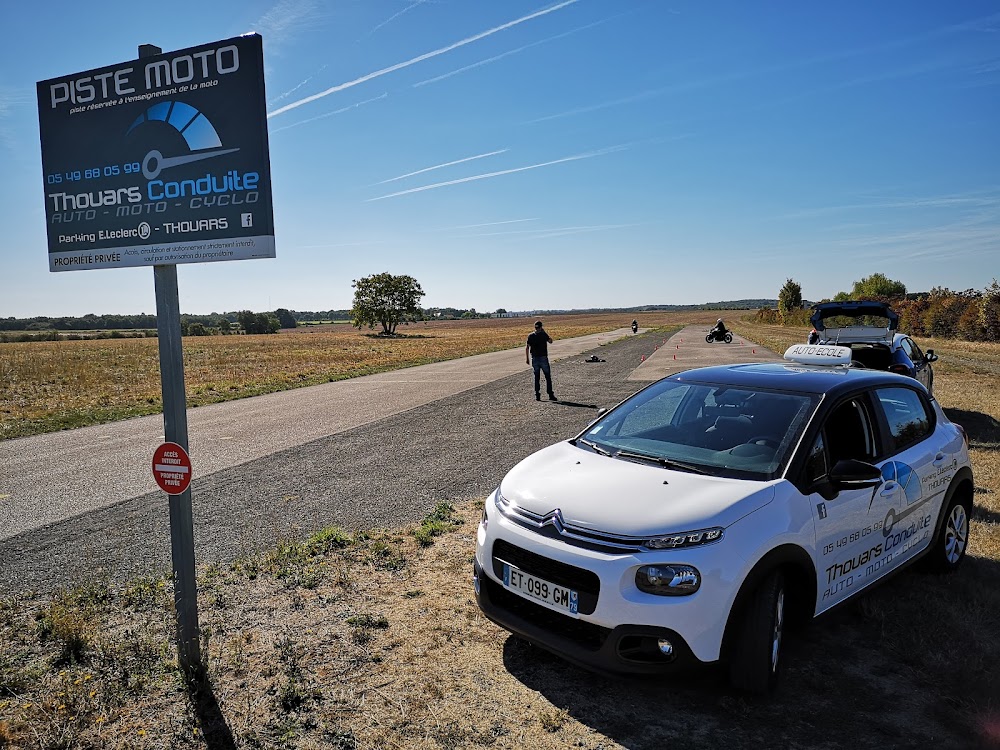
(526, 320), (557, 401)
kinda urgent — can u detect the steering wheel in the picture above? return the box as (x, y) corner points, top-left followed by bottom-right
(745, 436), (780, 449)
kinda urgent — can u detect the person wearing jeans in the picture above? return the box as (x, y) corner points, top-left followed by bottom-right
(525, 320), (557, 401)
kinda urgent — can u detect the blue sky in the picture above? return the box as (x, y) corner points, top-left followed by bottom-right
(2, 1), (998, 317)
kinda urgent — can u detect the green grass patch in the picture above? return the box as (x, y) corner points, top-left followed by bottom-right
(413, 502), (462, 547)
(345, 614), (389, 630)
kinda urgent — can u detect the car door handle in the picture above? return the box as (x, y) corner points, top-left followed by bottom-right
(880, 482), (898, 497)
(932, 453), (948, 467)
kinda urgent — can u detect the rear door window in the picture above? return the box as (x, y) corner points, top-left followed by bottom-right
(874, 387), (932, 451)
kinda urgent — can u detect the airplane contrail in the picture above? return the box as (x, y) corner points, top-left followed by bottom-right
(270, 93), (388, 133)
(375, 149), (509, 185)
(268, 0), (581, 118)
(360, 0), (430, 41)
(435, 218), (541, 231)
(413, 11), (630, 88)
(269, 64), (328, 105)
(368, 145), (624, 201)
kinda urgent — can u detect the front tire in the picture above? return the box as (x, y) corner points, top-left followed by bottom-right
(706, 334), (714, 343)
(724, 333), (733, 344)
(728, 570), (785, 694)
(922, 491), (971, 573)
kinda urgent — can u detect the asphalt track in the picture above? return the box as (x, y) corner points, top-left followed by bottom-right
(0, 325), (780, 594)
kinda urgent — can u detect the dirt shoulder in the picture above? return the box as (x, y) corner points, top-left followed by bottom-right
(2, 500), (995, 749)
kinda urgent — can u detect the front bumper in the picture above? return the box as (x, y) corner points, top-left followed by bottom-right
(474, 558), (710, 677)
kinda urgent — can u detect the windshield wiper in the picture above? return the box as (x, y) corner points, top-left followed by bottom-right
(614, 449), (709, 474)
(576, 438), (612, 456)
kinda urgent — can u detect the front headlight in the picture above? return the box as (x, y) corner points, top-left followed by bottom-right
(644, 527), (724, 550)
(636, 564), (701, 596)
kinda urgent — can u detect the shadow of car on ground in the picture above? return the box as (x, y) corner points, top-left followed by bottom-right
(498, 556), (1000, 749)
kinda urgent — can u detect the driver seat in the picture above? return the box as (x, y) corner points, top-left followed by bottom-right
(704, 415), (754, 450)
(749, 396), (800, 445)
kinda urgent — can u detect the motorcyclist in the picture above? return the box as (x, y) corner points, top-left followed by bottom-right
(631, 319), (638, 334)
(808, 328), (820, 345)
(712, 318), (727, 336)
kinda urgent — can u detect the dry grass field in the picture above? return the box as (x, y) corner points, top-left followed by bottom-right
(1, 311), (998, 748)
(0, 311), (725, 442)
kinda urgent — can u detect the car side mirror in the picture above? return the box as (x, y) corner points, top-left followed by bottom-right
(585, 407), (608, 428)
(925, 349), (938, 363)
(809, 459), (882, 500)
(829, 459), (883, 490)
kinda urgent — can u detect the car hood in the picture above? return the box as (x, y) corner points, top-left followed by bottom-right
(499, 441), (776, 537)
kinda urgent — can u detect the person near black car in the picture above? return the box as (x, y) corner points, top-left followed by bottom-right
(525, 320), (557, 401)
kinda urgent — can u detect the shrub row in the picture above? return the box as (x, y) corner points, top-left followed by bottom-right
(0, 330), (156, 343)
(754, 283), (1000, 342)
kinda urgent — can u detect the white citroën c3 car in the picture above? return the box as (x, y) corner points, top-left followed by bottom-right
(474, 345), (973, 693)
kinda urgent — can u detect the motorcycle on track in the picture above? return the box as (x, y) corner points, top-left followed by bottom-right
(706, 329), (733, 344)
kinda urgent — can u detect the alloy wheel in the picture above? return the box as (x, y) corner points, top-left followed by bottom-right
(771, 589), (784, 673)
(944, 504), (969, 565)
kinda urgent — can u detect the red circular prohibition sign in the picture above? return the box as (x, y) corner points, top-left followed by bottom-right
(152, 442), (192, 495)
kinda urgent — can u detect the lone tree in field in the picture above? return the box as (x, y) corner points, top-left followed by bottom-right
(777, 278), (803, 318)
(351, 272), (425, 335)
(274, 308), (297, 329)
(851, 273), (907, 299)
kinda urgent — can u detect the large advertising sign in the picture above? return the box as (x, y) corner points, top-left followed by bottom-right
(36, 34), (275, 272)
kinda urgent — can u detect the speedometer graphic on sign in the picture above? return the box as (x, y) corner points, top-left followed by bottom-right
(126, 101), (239, 180)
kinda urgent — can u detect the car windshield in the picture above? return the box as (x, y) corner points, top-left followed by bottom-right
(579, 380), (819, 480)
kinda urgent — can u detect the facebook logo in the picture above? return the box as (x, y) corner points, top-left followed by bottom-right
(241, 213), (253, 228)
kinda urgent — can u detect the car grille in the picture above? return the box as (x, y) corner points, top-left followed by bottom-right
(495, 494), (648, 554)
(491, 539), (600, 615)
(482, 576), (610, 652)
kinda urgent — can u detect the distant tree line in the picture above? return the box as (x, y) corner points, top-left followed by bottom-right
(0, 313), (160, 331)
(892, 284), (1000, 341)
(0, 304), (505, 338)
(292, 310), (353, 322)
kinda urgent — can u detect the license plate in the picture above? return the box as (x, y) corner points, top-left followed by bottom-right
(502, 562), (579, 616)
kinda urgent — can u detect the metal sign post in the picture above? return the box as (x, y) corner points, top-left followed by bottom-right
(141, 42), (201, 675)
(155, 262), (202, 673)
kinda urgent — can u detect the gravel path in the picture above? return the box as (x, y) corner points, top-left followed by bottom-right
(0, 331), (669, 594)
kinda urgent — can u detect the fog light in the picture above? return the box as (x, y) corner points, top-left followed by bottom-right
(657, 638), (674, 658)
(636, 564), (701, 596)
